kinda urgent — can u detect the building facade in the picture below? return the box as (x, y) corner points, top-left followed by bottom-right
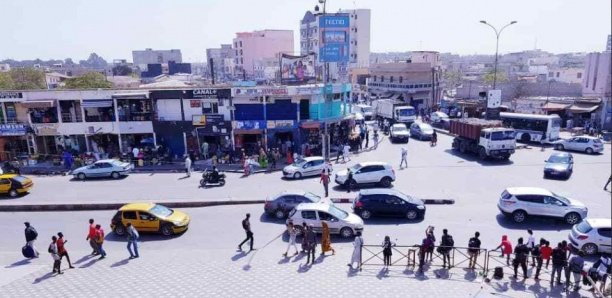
(582, 51), (612, 129)
(132, 48), (183, 70)
(232, 30), (294, 77)
(206, 44), (234, 82)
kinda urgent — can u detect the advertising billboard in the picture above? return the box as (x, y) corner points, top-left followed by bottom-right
(280, 53), (316, 84)
(319, 14), (350, 62)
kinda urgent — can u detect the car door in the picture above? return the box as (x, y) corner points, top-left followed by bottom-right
(137, 211), (161, 232)
(279, 196), (296, 213)
(318, 211), (340, 234)
(596, 228), (612, 253)
(0, 178), (11, 194)
(361, 195), (381, 215)
(380, 195), (400, 216)
(300, 210), (318, 229)
(311, 159), (325, 176)
(121, 211), (138, 229)
(301, 161), (316, 177)
(98, 162), (113, 177)
(370, 165), (386, 183)
(518, 195), (545, 216)
(542, 196), (565, 217)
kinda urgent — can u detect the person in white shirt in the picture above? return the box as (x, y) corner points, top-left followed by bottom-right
(49, 236), (62, 274)
(343, 144), (351, 162)
(347, 231), (363, 270)
(400, 147), (408, 168)
(132, 147), (139, 160)
(184, 156), (192, 177)
(526, 229), (536, 266)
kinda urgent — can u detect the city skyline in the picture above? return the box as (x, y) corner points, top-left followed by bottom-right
(1, 0), (610, 62)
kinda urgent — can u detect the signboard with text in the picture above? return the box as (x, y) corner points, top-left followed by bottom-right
(319, 14), (350, 62)
(280, 53), (316, 84)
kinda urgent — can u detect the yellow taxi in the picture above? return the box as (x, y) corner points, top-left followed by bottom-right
(0, 174), (33, 197)
(110, 203), (190, 236)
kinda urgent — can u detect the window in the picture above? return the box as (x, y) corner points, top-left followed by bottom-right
(577, 72), (582, 79)
(373, 76), (377, 82)
(390, 76), (394, 83)
(597, 228), (612, 238)
(384, 196), (403, 205)
(234, 42), (237, 48)
(301, 210), (317, 220)
(543, 196), (564, 206)
(239, 41), (242, 47)
(240, 58), (243, 64)
(280, 196), (295, 204)
(235, 50), (238, 56)
(381, 76), (385, 82)
(139, 212), (155, 221)
(240, 49), (243, 55)
(318, 212), (334, 221)
(399, 76), (403, 83)
(516, 195), (544, 204)
(123, 211), (137, 220)
(548, 72), (554, 77)
(355, 14), (358, 20)
(556, 72), (560, 78)
(0, 179), (10, 185)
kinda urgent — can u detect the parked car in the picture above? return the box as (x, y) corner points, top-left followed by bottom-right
(110, 203), (190, 236)
(335, 162), (395, 188)
(264, 190), (322, 219)
(72, 159), (133, 180)
(389, 123), (410, 143)
(282, 156), (328, 179)
(430, 111), (451, 129)
(0, 174), (33, 197)
(498, 187), (588, 224)
(543, 152), (574, 179)
(553, 136), (604, 154)
(568, 218), (612, 255)
(287, 203), (364, 238)
(353, 188), (426, 220)
(410, 122), (435, 140)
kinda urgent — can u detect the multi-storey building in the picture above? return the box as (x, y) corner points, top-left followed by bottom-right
(132, 48), (183, 70)
(206, 44), (234, 82)
(232, 30), (294, 77)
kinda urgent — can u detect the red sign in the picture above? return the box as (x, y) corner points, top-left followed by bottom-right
(190, 100), (201, 108)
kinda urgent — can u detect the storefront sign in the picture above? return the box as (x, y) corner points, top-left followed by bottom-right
(234, 88), (288, 97)
(192, 89), (218, 99)
(192, 114), (225, 126)
(190, 100), (201, 108)
(0, 124), (27, 136)
(232, 120), (266, 130)
(0, 92), (23, 99)
(319, 14), (350, 63)
(300, 121), (321, 129)
(292, 86), (321, 95)
(267, 120), (296, 129)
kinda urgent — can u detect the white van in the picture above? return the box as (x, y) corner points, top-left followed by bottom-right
(353, 104), (373, 120)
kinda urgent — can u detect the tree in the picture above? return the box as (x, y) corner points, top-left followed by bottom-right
(79, 53), (108, 68)
(0, 72), (15, 89)
(64, 58), (76, 66)
(482, 70), (509, 86)
(443, 70), (463, 88)
(63, 72), (112, 89)
(8, 68), (46, 90)
(112, 65), (133, 76)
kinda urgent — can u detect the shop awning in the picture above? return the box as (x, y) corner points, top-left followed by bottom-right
(542, 102), (571, 111)
(82, 99), (113, 108)
(567, 103), (600, 113)
(20, 100), (56, 108)
(112, 92), (149, 99)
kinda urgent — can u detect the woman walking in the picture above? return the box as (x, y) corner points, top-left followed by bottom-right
(320, 221), (335, 256)
(283, 222), (299, 257)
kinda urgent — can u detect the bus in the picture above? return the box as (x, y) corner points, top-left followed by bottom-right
(499, 112), (561, 143)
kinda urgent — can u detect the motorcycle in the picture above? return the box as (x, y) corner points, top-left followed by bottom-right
(200, 169), (226, 187)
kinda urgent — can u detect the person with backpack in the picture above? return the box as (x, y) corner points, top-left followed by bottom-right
(494, 235), (513, 266)
(425, 226), (436, 262)
(512, 237), (529, 279)
(95, 224), (107, 260)
(438, 229), (454, 269)
(467, 232), (481, 269)
(126, 222), (140, 259)
(551, 242), (568, 286)
(24, 222), (39, 258)
(86, 219), (99, 256)
(238, 213), (254, 252)
(568, 250), (585, 291)
(48, 236), (62, 275)
(56, 232), (74, 269)
(381, 236), (395, 268)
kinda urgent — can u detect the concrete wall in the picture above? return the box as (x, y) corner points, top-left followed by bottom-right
(455, 80), (582, 100)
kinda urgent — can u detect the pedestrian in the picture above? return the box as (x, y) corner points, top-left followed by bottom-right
(345, 168), (353, 193)
(243, 156), (250, 176)
(126, 222), (140, 259)
(382, 235), (395, 268)
(56, 232), (74, 269)
(512, 237), (529, 279)
(320, 221), (335, 256)
(418, 236), (430, 273)
(494, 235), (513, 266)
(468, 232), (481, 269)
(184, 155), (192, 177)
(431, 130), (438, 146)
(562, 240), (572, 285)
(438, 229), (454, 269)
(48, 236), (62, 274)
(320, 170), (330, 197)
(24, 222), (39, 258)
(283, 222), (299, 257)
(238, 213), (254, 252)
(348, 231), (363, 270)
(568, 250), (585, 291)
(425, 226), (436, 262)
(335, 144), (344, 163)
(551, 242), (568, 286)
(268, 149), (276, 171)
(364, 128), (369, 149)
(343, 143), (351, 162)
(86, 218), (99, 256)
(373, 131), (379, 149)
(304, 225), (317, 265)
(541, 240), (552, 269)
(400, 147), (408, 168)
(526, 229), (536, 266)
(605, 175), (612, 190)
(95, 224), (106, 259)
(300, 222), (308, 254)
(594, 254), (611, 294)
(532, 238), (544, 280)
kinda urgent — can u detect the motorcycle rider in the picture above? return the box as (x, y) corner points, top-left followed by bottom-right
(209, 166), (220, 183)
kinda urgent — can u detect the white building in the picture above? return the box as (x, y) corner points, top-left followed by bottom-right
(547, 67), (584, 84)
(132, 48), (183, 70)
(0, 63), (10, 72)
(583, 51), (612, 129)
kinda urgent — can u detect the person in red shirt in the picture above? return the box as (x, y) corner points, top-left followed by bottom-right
(320, 170), (330, 197)
(540, 240), (553, 269)
(86, 219), (99, 255)
(95, 224), (107, 260)
(494, 235), (513, 266)
(56, 232), (74, 269)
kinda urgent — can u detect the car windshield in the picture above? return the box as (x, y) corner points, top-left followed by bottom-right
(551, 192), (570, 205)
(149, 204), (173, 218)
(304, 192), (321, 203)
(12, 176), (29, 183)
(547, 155), (570, 164)
(349, 164), (362, 172)
(327, 205), (348, 219)
(575, 221), (592, 233)
(419, 124), (433, 132)
(593, 139), (603, 144)
(392, 125), (407, 132)
(491, 130), (516, 140)
(292, 158), (307, 166)
(398, 108), (416, 116)
(361, 107), (372, 113)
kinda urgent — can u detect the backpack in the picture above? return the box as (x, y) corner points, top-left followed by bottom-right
(47, 244), (53, 254)
(442, 235), (454, 247)
(468, 237), (479, 252)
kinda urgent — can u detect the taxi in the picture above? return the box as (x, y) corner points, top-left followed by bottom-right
(0, 174), (33, 197)
(110, 203), (190, 236)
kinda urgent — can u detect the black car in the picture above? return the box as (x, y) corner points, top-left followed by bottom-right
(353, 189), (426, 220)
(264, 191), (322, 219)
(543, 152), (573, 179)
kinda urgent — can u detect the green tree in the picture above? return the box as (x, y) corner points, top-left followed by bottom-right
(482, 70), (509, 86)
(112, 65), (133, 76)
(64, 72), (112, 89)
(443, 70), (463, 88)
(0, 72), (15, 89)
(8, 68), (46, 89)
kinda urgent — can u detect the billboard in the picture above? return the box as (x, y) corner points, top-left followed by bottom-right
(280, 53), (316, 84)
(319, 14), (350, 62)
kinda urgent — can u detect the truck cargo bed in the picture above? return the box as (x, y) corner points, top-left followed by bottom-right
(449, 118), (503, 140)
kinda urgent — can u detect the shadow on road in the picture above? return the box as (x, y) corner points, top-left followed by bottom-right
(104, 232), (183, 242)
(32, 272), (55, 284)
(110, 258), (131, 268)
(443, 149), (515, 166)
(495, 214), (572, 231)
(69, 176), (128, 182)
(5, 259), (32, 268)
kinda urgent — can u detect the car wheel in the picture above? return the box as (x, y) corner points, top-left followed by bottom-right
(585, 147), (594, 154)
(8, 189), (18, 198)
(111, 172), (120, 179)
(160, 224), (173, 236)
(564, 212), (581, 225)
(340, 227), (354, 238)
(218, 179), (226, 186)
(274, 209), (286, 219)
(520, 133), (531, 143)
(360, 210), (372, 219)
(478, 147), (487, 160)
(555, 144), (564, 151)
(77, 173), (86, 180)
(379, 177), (392, 188)
(512, 210), (527, 223)
(406, 210), (418, 220)
(582, 243), (598, 255)
(293, 172), (302, 179)
(113, 224), (126, 236)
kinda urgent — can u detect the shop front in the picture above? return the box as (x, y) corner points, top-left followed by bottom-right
(299, 121), (322, 156)
(193, 114), (232, 159)
(232, 120), (266, 155)
(267, 120), (297, 152)
(0, 124), (30, 161)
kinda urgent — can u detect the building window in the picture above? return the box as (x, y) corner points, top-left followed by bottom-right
(556, 72), (560, 78)
(234, 42), (237, 48)
(390, 76), (394, 83)
(399, 76), (403, 83)
(381, 76), (384, 82)
(577, 72), (582, 79)
(373, 76), (377, 82)
(239, 41), (243, 47)
(240, 49), (243, 55)
(548, 72), (554, 77)
(240, 58), (243, 64)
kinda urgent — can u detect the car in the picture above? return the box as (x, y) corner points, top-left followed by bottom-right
(553, 136), (604, 154)
(287, 203), (364, 238)
(430, 111), (450, 129)
(498, 187), (588, 224)
(568, 218), (612, 255)
(282, 156), (329, 179)
(543, 152), (574, 179)
(410, 122), (434, 140)
(389, 123), (410, 143)
(354, 104), (374, 121)
(335, 162), (395, 188)
(72, 159), (133, 180)
(264, 190), (323, 219)
(0, 174), (33, 197)
(110, 203), (190, 236)
(353, 188), (426, 220)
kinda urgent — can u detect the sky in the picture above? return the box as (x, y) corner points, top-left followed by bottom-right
(0, 0), (610, 62)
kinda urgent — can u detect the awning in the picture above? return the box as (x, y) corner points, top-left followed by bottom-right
(568, 103), (600, 113)
(82, 99), (113, 108)
(542, 102), (571, 111)
(20, 100), (56, 108)
(112, 92), (149, 99)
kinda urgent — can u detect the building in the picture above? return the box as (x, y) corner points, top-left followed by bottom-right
(607, 35), (611, 51)
(206, 44), (234, 82)
(0, 63), (10, 72)
(583, 51), (612, 129)
(547, 67), (584, 84)
(132, 48), (183, 71)
(233, 30), (294, 77)
(44, 72), (71, 89)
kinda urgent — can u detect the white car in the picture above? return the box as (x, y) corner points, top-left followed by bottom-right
(72, 159), (133, 180)
(282, 156), (329, 179)
(354, 104), (373, 121)
(430, 111), (450, 123)
(335, 162), (395, 188)
(498, 187), (588, 224)
(553, 136), (604, 154)
(568, 218), (612, 255)
(390, 123), (410, 143)
(287, 203), (364, 238)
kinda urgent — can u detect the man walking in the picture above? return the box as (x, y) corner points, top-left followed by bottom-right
(238, 213), (254, 252)
(126, 222), (140, 259)
(345, 168), (354, 193)
(304, 225), (317, 265)
(24, 222), (39, 258)
(467, 232), (481, 269)
(533, 239), (544, 280)
(95, 224), (107, 260)
(86, 219), (98, 255)
(320, 170), (330, 197)
(513, 237), (529, 279)
(373, 131), (379, 149)
(568, 251), (585, 291)
(184, 155), (192, 177)
(364, 128), (370, 149)
(347, 231), (363, 269)
(551, 242), (568, 286)
(56, 232), (74, 269)
(49, 236), (62, 274)
(526, 229), (536, 266)
(439, 229), (454, 269)
(400, 147), (408, 169)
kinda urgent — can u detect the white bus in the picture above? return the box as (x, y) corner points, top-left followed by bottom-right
(499, 112), (561, 143)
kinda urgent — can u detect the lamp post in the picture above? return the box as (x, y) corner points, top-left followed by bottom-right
(479, 20), (517, 89)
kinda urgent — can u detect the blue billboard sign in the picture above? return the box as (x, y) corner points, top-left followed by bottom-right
(319, 15), (350, 62)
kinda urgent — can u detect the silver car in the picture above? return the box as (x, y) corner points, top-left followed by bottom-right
(287, 203), (364, 238)
(282, 156), (329, 179)
(569, 218), (612, 255)
(72, 159), (133, 180)
(553, 136), (604, 154)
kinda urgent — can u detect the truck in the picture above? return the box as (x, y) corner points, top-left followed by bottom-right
(449, 118), (516, 160)
(371, 99), (417, 125)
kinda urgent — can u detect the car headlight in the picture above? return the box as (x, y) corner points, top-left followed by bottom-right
(172, 221), (183, 226)
(417, 205), (425, 210)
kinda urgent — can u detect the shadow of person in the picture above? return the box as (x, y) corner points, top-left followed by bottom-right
(291, 253), (305, 263)
(376, 267), (389, 280)
(73, 255), (95, 265)
(297, 263), (311, 273)
(5, 259), (32, 268)
(110, 258), (130, 268)
(231, 251), (248, 262)
(79, 258), (99, 268)
(32, 272), (56, 284)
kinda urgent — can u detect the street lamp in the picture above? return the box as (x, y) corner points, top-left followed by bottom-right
(479, 20), (517, 89)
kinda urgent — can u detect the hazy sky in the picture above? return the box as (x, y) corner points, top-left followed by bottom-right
(1, 0), (610, 62)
